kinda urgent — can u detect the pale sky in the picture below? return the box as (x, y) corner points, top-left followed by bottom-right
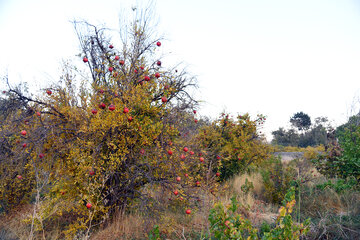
(1, 0), (360, 141)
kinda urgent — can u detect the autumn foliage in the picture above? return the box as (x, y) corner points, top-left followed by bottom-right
(0, 16), (270, 238)
(198, 113), (270, 180)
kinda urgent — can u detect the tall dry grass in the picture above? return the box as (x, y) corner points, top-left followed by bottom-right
(91, 172), (281, 239)
(90, 212), (146, 240)
(227, 173), (278, 225)
(0, 204), (36, 240)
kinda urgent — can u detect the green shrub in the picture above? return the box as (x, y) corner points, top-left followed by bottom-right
(313, 126), (360, 182)
(240, 178), (254, 195)
(316, 178), (358, 193)
(208, 196), (258, 239)
(260, 156), (296, 204)
(148, 225), (160, 240)
(261, 187), (310, 240)
(259, 222), (272, 237)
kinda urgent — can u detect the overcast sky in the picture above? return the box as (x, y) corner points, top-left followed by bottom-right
(1, 0), (360, 141)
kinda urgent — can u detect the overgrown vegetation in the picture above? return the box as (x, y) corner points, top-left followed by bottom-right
(0, 6), (359, 240)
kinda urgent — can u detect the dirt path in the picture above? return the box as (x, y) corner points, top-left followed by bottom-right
(273, 152), (304, 162)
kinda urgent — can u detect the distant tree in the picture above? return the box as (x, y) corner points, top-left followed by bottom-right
(314, 116), (329, 127)
(298, 117), (328, 147)
(271, 127), (299, 146)
(272, 115), (328, 148)
(290, 112), (311, 131)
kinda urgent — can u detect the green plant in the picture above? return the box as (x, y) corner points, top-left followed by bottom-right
(260, 156), (295, 204)
(208, 187), (310, 240)
(259, 222), (272, 238)
(208, 196), (258, 239)
(148, 225), (161, 240)
(313, 126), (360, 182)
(240, 178), (254, 195)
(337, 126), (360, 181)
(261, 187), (310, 240)
(198, 113), (270, 181)
(316, 178), (358, 193)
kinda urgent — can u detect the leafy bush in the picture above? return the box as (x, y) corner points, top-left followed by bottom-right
(0, 12), (273, 238)
(148, 225), (160, 240)
(208, 196), (258, 239)
(240, 178), (254, 195)
(313, 126), (360, 182)
(316, 178), (358, 193)
(261, 187), (310, 239)
(198, 113), (270, 181)
(260, 156), (296, 204)
(0, 15), (215, 238)
(336, 126), (360, 181)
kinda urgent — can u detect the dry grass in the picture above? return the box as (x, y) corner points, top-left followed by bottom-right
(302, 186), (359, 217)
(231, 172), (264, 199)
(90, 204), (211, 239)
(302, 188), (360, 239)
(0, 204), (33, 240)
(0, 162), (293, 239)
(91, 212), (147, 240)
(0, 203), (68, 240)
(3, 166), (357, 239)
(216, 173), (278, 226)
(90, 184), (213, 239)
